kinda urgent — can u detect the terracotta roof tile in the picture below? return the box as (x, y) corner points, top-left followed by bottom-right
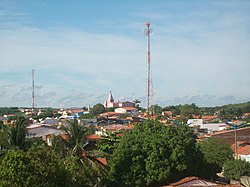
(237, 145), (250, 155)
(85, 134), (100, 141)
(96, 157), (108, 166)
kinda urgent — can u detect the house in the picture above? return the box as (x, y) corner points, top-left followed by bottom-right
(100, 112), (123, 119)
(162, 111), (173, 118)
(59, 108), (89, 119)
(43, 118), (59, 125)
(231, 141), (250, 162)
(238, 144), (250, 162)
(187, 119), (203, 127)
(0, 116), (8, 124)
(119, 101), (135, 108)
(115, 107), (138, 115)
(26, 124), (63, 146)
(199, 123), (229, 133)
(96, 124), (134, 136)
(163, 176), (240, 187)
(202, 115), (219, 123)
(242, 113), (250, 119)
(103, 91), (135, 108)
(187, 118), (229, 134)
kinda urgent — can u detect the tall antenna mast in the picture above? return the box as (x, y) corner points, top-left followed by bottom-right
(32, 69), (35, 115)
(145, 22), (153, 116)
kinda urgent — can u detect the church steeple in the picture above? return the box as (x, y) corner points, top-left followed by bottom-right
(104, 91), (115, 108)
(108, 91), (114, 102)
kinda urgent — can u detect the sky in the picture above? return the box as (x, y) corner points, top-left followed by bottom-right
(1, 0), (250, 108)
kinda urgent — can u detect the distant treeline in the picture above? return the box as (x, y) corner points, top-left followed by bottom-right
(0, 101), (250, 117)
(0, 107), (20, 116)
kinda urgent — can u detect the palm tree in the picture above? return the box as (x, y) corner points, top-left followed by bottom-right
(58, 119), (107, 186)
(0, 115), (27, 151)
(10, 115), (27, 149)
(241, 176), (250, 187)
(60, 119), (89, 157)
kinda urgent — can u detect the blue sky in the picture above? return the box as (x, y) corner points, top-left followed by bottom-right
(1, 0), (250, 108)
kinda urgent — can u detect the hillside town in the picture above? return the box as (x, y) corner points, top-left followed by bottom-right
(0, 92), (250, 186)
(1, 1), (250, 186)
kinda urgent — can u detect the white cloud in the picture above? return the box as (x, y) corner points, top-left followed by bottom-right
(1, 1), (250, 107)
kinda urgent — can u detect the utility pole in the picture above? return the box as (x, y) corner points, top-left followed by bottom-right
(234, 125), (238, 159)
(145, 22), (153, 116)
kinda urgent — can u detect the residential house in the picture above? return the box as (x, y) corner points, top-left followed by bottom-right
(0, 116), (8, 124)
(162, 111), (173, 118)
(26, 123), (63, 146)
(163, 176), (240, 187)
(100, 112), (123, 119)
(187, 119), (203, 127)
(242, 113), (250, 119)
(202, 115), (219, 123)
(199, 123), (229, 133)
(187, 119), (229, 134)
(115, 107), (138, 115)
(231, 141), (250, 162)
(59, 108), (89, 119)
(96, 124), (134, 136)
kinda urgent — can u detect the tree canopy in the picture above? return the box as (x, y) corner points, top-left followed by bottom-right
(0, 115), (28, 150)
(0, 145), (66, 187)
(196, 137), (233, 178)
(107, 120), (199, 186)
(223, 159), (250, 181)
(90, 103), (106, 116)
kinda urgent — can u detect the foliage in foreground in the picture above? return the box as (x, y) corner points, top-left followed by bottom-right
(0, 115), (28, 150)
(107, 120), (200, 186)
(0, 145), (65, 187)
(197, 137), (233, 179)
(0, 145), (101, 187)
(223, 159), (250, 181)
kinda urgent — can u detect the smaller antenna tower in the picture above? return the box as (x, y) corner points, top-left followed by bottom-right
(144, 22), (153, 116)
(32, 69), (35, 115)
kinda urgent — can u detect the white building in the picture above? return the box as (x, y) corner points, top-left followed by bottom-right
(103, 91), (135, 108)
(115, 107), (138, 115)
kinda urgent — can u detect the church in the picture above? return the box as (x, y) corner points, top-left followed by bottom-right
(103, 91), (135, 108)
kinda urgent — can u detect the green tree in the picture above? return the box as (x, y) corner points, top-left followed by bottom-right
(197, 138), (233, 178)
(223, 159), (250, 181)
(79, 113), (95, 119)
(179, 103), (201, 118)
(63, 155), (100, 187)
(90, 103), (106, 116)
(54, 119), (106, 184)
(10, 115), (28, 149)
(59, 119), (89, 157)
(106, 107), (118, 112)
(150, 104), (162, 115)
(0, 115), (28, 150)
(218, 107), (242, 121)
(133, 99), (141, 110)
(97, 131), (121, 157)
(108, 120), (199, 186)
(0, 107), (20, 116)
(0, 145), (66, 187)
